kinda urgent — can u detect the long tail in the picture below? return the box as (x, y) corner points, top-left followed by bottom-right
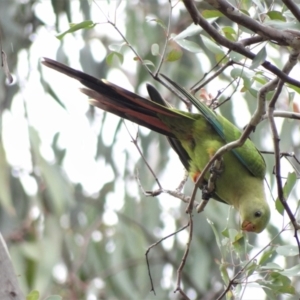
(42, 58), (182, 138)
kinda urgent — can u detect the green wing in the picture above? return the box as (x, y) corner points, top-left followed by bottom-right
(161, 75), (266, 179)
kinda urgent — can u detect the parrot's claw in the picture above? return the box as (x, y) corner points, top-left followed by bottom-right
(201, 157), (223, 201)
(209, 165), (223, 176)
(201, 186), (213, 201)
(209, 159), (223, 176)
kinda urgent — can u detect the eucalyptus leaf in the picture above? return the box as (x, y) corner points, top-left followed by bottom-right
(250, 46), (267, 70)
(174, 39), (203, 53)
(201, 35), (224, 55)
(26, 290), (39, 300)
(106, 51), (124, 66)
(280, 264), (300, 277)
(275, 172), (297, 215)
(276, 245), (299, 257)
(173, 23), (203, 40)
(151, 43), (160, 56)
(165, 49), (182, 62)
(56, 20), (95, 40)
(202, 10), (223, 19)
(267, 11), (286, 21)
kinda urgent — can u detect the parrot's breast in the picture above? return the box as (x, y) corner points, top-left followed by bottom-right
(161, 113), (265, 208)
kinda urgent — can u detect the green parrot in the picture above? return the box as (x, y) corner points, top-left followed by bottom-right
(42, 57), (270, 233)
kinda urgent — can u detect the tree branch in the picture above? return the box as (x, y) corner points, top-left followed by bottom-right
(267, 50), (300, 239)
(282, 0), (300, 23)
(182, 0), (300, 88)
(205, 0), (300, 47)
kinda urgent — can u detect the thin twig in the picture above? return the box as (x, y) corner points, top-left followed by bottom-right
(145, 223), (190, 294)
(190, 55), (233, 94)
(267, 50), (300, 250)
(261, 110), (300, 121)
(216, 227), (287, 299)
(124, 122), (163, 190)
(174, 213), (193, 298)
(154, 0), (172, 76)
(182, 0), (300, 88)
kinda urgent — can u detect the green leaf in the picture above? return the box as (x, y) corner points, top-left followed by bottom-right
(261, 262), (283, 271)
(261, 287), (277, 300)
(270, 272), (295, 294)
(21, 242), (43, 261)
(207, 218), (221, 250)
(230, 68), (253, 90)
(174, 39), (203, 53)
(258, 247), (276, 265)
(275, 172), (297, 215)
(106, 51), (124, 66)
(257, 272), (295, 295)
(231, 231), (247, 257)
(141, 59), (155, 67)
(201, 35), (224, 55)
(227, 228), (238, 242)
(221, 227), (229, 238)
(287, 83), (300, 94)
(245, 260), (258, 277)
(202, 10), (223, 18)
(219, 263), (230, 285)
(222, 26), (236, 41)
(56, 20), (96, 40)
(275, 198), (284, 215)
(283, 172), (297, 199)
(280, 264), (300, 276)
(222, 26), (236, 35)
(239, 9), (250, 16)
(229, 51), (245, 62)
(276, 245), (299, 257)
(165, 49), (182, 62)
(253, 74), (268, 85)
(26, 290), (40, 300)
(249, 88), (275, 100)
(224, 32), (235, 41)
(146, 17), (167, 30)
(151, 43), (160, 56)
(250, 46), (267, 69)
(173, 24), (202, 40)
(108, 42), (126, 53)
(267, 11), (286, 21)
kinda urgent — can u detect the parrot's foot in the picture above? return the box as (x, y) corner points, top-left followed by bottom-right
(201, 186), (213, 201)
(196, 181), (215, 213)
(209, 160), (223, 176)
(203, 157), (223, 199)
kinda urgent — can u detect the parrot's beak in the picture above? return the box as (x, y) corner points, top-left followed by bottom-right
(242, 220), (256, 232)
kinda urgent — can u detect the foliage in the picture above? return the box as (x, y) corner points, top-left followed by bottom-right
(1, 0), (300, 299)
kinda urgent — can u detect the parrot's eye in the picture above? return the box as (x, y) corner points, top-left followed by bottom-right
(254, 211), (262, 218)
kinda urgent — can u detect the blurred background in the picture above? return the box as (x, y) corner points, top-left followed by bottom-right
(1, 0), (300, 299)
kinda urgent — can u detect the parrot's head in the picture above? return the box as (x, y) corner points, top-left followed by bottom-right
(239, 199), (270, 233)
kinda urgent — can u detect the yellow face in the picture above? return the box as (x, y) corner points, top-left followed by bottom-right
(240, 202), (270, 233)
